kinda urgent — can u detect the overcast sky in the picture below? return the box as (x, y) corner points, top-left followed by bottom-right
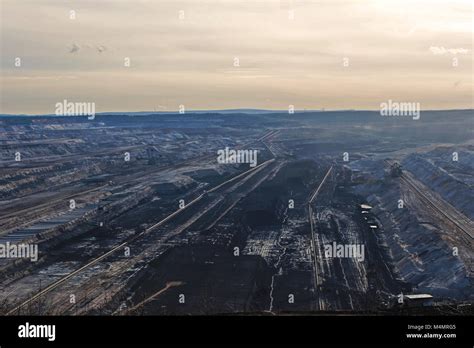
(1, 0), (472, 114)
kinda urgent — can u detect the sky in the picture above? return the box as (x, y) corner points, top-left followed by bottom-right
(0, 0), (473, 114)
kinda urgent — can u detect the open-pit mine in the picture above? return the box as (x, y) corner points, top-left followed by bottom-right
(0, 110), (473, 315)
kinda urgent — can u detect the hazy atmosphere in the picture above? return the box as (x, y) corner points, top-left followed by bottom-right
(1, 2), (474, 341)
(1, 0), (473, 114)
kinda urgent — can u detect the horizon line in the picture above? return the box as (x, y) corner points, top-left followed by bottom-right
(1, 107), (473, 117)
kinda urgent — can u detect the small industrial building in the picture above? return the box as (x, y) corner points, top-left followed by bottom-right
(404, 294), (434, 307)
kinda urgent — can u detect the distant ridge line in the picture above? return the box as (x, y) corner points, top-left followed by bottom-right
(0, 108), (473, 117)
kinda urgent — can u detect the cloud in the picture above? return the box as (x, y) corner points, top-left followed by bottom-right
(96, 45), (107, 53)
(6, 76), (78, 81)
(68, 43), (108, 54)
(429, 46), (470, 55)
(69, 43), (81, 54)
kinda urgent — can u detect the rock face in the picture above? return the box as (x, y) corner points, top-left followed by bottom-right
(353, 164), (473, 301)
(365, 183), (471, 299)
(402, 149), (474, 220)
